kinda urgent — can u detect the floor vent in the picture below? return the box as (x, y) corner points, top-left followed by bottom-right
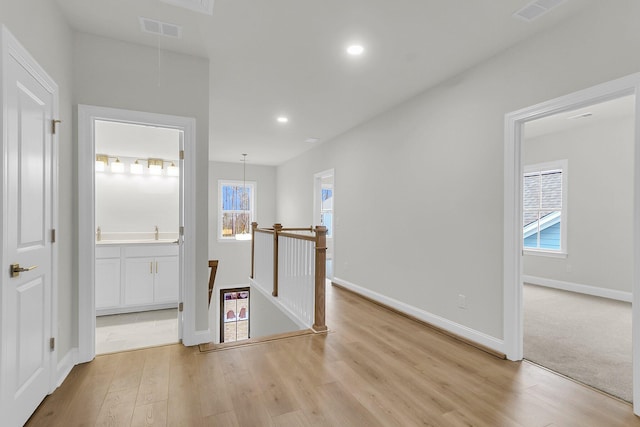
(513, 0), (567, 22)
(160, 0), (214, 16)
(139, 17), (183, 39)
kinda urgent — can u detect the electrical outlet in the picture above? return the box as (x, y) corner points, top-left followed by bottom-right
(458, 294), (467, 309)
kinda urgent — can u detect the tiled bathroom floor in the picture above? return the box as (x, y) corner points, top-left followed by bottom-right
(95, 308), (179, 354)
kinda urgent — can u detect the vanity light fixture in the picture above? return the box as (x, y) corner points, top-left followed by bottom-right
(130, 160), (144, 174)
(167, 161), (179, 177)
(148, 158), (163, 175)
(111, 157), (125, 173)
(95, 154), (109, 172)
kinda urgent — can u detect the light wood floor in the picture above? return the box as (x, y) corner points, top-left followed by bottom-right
(27, 284), (640, 426)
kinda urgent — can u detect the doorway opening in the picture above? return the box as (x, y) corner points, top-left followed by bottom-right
(94, 120), (181, 354)
(314, 169), (334, 280)
(78, 105), (197, 363)
(503, 73), (640, 414)
(220, 287), (250, 343)
(521, 95), (634, 402)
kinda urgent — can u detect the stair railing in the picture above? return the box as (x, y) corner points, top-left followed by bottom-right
(251, 222), (327, 332)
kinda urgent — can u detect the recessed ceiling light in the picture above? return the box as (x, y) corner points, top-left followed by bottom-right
(305, 138), (320, 143)
(346, 45), (364, 56)
(277, 116), (289, 123)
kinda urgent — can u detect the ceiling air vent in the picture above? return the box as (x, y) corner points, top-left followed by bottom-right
(160, 0), (214, 16)
(513, 0), (567, 22)
(139, 17), (183, 39)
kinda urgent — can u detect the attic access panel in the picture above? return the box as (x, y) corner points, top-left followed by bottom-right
(160, 0), (214, 15)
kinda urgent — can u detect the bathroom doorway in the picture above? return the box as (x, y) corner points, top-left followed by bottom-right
(77, 105), (197, 362)
(94, 120), (181, 354)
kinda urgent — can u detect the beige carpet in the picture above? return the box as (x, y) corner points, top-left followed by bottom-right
(524, 284), (632, 402)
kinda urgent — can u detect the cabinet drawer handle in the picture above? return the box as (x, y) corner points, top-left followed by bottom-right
(150, 262), (153, 274)
(156, 262), (158, 274)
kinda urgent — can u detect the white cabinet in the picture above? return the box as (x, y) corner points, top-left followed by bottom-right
(124, 257), (155, 306)
(123, 255), (179, 306)
(95, 246), (121, 310)
(96, 243), (179, 315)
(154, 256), (179, 303)
(96, 258), (121, 309)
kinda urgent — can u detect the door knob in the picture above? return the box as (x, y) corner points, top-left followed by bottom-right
(10, 263), (38, 278)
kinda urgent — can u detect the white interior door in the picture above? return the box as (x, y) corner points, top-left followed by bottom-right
(314, 169), (335, 279)
(1, 28), (56, 427)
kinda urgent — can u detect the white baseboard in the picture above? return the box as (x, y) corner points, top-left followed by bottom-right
(183, 329), (212, 346)
(331, 277), (505, 354)
(96, 302), (178, 316)
(56, 347), (78, 388)
(523, 275), (632, 302)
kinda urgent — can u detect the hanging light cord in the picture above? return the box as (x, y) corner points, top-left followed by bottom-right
(242, 153), (247, 234)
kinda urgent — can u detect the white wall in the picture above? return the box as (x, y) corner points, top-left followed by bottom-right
(523, 115), (634, 293)
(208, 161), (277, 288)
(0, 0), (75, 358)
(95, 170), (180, 234)
(249, 286), (300, 338)
(276, 1), (640, 343)
(73, 32), (211, 331)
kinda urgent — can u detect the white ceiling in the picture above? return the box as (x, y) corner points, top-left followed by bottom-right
(525, 95), (636, 140)
(95, 120), (181, 160)
(55, 0), (599, 165)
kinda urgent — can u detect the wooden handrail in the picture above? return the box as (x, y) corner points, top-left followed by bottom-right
(208, 260), (218, 307)
(272, 223), (282, 297)
(251, 222), (327, 332)
(253, 226), (313, 234)
(254, 228), (274, 234)
(278, 232), (316, 241)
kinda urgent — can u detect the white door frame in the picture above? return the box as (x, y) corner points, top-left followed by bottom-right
(77, 105), (196, 363)
(313, 169), (335, 268)
(0, 25), (59, 418)
(503, 73), (640, 412)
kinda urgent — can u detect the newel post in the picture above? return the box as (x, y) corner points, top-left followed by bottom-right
(250, 222), (258, 279)
(272, 223), (282, 297)
(313, 225), (328, 332)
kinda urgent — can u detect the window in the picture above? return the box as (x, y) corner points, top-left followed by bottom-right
(220, 288), (249, 343)
(218, 180), (255, 240)
(320, 186), (333, 237)
(523, 160), (567, 255)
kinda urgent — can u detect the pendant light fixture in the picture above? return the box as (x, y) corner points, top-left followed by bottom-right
(235, 153), (251, 240)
